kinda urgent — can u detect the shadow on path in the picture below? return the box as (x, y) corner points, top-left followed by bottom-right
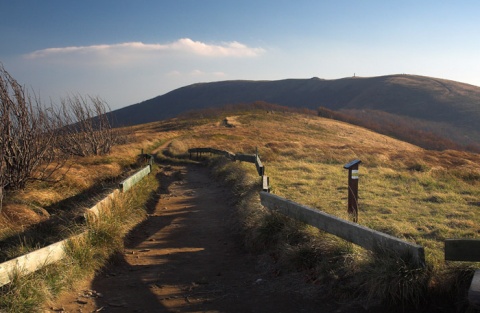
(54, 163), (335, 312)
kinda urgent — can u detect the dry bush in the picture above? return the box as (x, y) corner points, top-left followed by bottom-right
(165, 139), (189, 157)
(54, 95), (115, 157)
(0, 64), (68, 207)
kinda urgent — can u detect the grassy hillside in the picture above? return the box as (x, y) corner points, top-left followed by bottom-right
(1, 107), (479, 310)
(110, 75), (480, 147)
(156, 109), (479, 309)
(8, 107), (478, 265)
(163, 109), (480, 310)
(167, 110), (480, 264)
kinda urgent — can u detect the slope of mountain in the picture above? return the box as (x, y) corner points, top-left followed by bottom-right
(111, 74), (480, 146)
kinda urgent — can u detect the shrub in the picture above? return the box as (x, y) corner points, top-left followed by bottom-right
(54, 94), (116, 157)
(0, 64), (68, 205)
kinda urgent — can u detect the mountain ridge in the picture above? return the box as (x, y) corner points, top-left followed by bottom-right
(111, 74), (480, 146)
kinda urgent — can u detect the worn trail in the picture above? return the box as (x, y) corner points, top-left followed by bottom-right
(48, 163), (331, 312)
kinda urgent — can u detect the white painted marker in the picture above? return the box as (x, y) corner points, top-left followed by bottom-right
(351, 169), (359, 179)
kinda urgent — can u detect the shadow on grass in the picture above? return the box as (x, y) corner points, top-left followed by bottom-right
(0, 167), (141, 262)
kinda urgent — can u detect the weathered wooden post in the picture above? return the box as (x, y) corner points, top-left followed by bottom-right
(343, 159), (361, 223)
(148, 154), (153, 167)
(262, 175), (270, 192)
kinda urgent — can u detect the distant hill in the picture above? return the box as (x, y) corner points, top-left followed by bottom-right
(110, 74), (480, 147)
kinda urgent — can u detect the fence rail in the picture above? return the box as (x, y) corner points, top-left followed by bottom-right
(188, 147), (268, 190)
(119, 165), (151, 192)
(188, 146), (426, 267)
(188, 147), (235, 160)
(445, 239), (480, 262)
(0, 237), (70, 286)
(188, 148), (265, 176)
(445, 239), (480, 307)
(260, 192), (426, 267)
(0, 155), (153, 287)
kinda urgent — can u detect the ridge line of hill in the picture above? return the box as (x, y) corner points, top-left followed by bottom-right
(110, 74), (480, 149)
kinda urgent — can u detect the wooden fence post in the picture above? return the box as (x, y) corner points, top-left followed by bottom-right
(344, 160), (361, 223)
(262, 175), (270, 192)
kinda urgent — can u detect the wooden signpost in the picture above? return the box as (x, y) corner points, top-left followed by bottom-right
(344, 159), (361, 222)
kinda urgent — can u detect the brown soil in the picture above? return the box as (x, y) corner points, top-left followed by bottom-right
(46, 163), (346, 313)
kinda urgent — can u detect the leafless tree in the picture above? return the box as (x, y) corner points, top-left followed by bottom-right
(0, 97), (6, 211)
(0, 64), (68, 211)
(55, 95), (115, 157)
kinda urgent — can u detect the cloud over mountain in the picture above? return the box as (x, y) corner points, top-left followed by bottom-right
(24, 38), (265, 61)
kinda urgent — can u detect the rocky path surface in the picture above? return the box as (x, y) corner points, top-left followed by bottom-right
(47, 163), (336, 313)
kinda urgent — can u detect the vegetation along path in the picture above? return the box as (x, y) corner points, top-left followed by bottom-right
(49, 163), (340, 313)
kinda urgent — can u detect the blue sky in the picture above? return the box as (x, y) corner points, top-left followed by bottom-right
(1, 1), (480, 110)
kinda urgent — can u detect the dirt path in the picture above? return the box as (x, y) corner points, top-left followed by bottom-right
(47, 163), (338, 313)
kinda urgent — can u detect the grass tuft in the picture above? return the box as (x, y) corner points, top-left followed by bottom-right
(0, 269), (48, 312)
(354, 250), (432, 308)
(164, 139), (190, 158)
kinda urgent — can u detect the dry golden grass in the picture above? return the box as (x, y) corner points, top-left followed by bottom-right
(170, 109), (479, 308)
(1, 108), (478, 309)
(166, 110), (480, 266)
(0, 124), (175, 241)
(0, 204), (49, 234)
(18, 109), (469, 309)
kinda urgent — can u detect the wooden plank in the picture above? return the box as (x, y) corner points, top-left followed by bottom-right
(445, 239), (480, 262)
(188, 148), (236, 160)
(84, 189), (120, 221)
(0, 239), (68, 286)
(262, 175), (270, 192)
(255, 155), (264, 176)
(469, 270), (480, 308)
(119, 165), (151, 192)
(236, 153), (256, 163)
(209, 148), (223, 155)
(187, 148), (211, 153)
(0, 155), (154, 287)
(260, 192), (425, 267)
(0, 233), (87, 287)
(210, 148), (235, 159)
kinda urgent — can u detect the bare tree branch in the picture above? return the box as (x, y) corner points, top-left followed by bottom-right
(55, 94), (115, 157)
(0, 64), (68, 203)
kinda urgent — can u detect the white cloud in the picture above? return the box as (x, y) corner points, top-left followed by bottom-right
(170, 38), (264, 57)
(167, 70), (182, 77)
(212, 71), (226, 77)
(190, 69), (204, 76)
(167, 69), (227, 78)
(24, 38), (265, 61)
(12, 38), (265, 110)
